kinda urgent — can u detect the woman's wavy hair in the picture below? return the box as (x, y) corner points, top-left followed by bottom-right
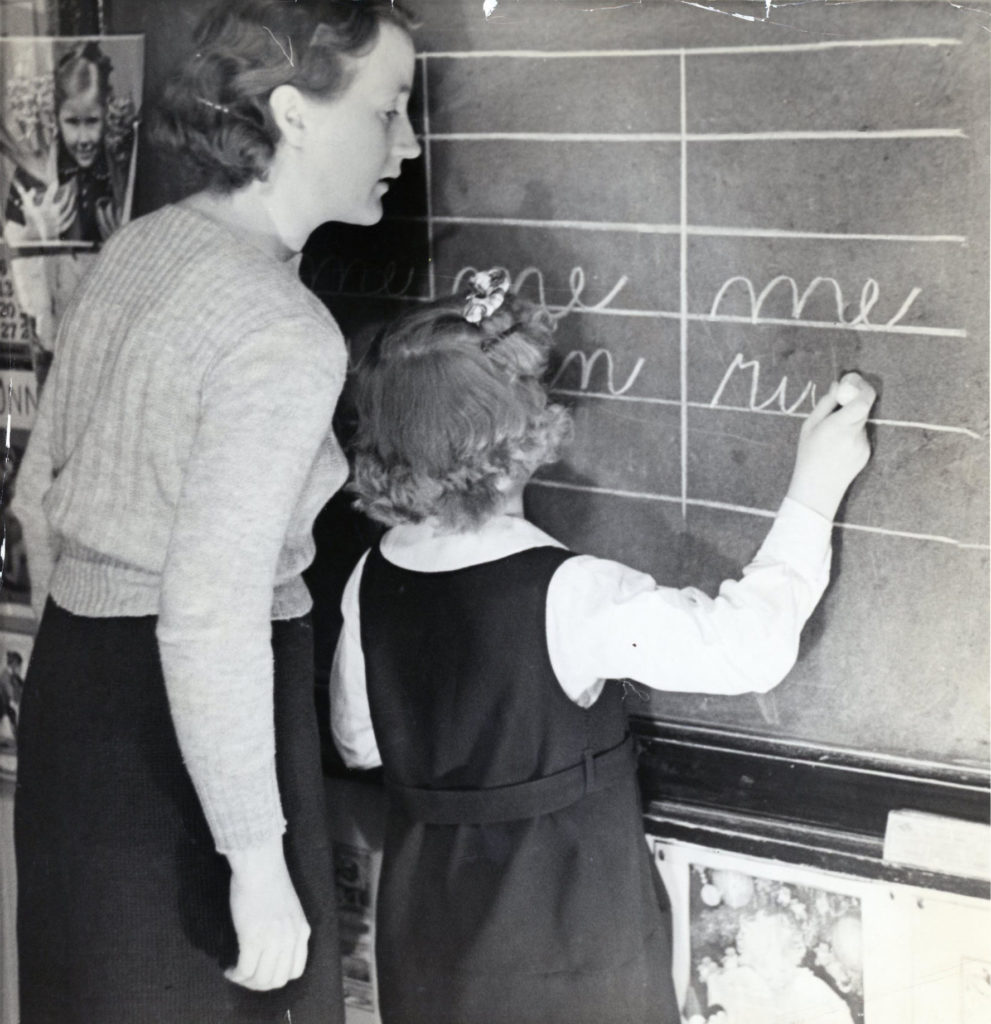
(351, 288), (574, 529)
(150, 0), (414, 192)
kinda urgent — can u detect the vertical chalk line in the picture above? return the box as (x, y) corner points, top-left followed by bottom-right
(420, 56), (436, 301)
(679, 50), (689, 520)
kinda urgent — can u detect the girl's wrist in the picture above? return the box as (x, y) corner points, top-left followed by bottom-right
(784, 476), (842, 523)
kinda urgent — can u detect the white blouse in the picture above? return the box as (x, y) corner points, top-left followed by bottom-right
(331, 498), (832, 770)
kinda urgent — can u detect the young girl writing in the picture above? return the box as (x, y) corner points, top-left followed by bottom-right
(331, 269), (875, 1024)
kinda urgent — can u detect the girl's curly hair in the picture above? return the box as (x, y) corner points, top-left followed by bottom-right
(351, 291), (573, 529)
(150, 0), (414, 192)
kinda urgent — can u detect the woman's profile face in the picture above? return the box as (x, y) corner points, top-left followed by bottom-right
(58, 78), (105, 169)
(295, 22), (421, 227)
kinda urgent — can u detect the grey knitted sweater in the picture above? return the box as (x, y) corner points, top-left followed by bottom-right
(12, 203), (349, 851)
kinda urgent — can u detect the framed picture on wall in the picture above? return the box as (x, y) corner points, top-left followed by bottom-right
(683, 859), (863, 1024)
(653, 837), (991, 1024)
(654, 840), (867, 1024)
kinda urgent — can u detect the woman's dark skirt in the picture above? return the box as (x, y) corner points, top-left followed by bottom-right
(15, 601), (344, 1024)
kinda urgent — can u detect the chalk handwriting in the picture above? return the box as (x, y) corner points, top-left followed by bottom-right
(306, 255), (416, 298)
(709, 274), (921, 328)
(452, 264), (629, 322)
(710, 353), (817, 414)
(452, 265), (637, 394)
(550, 348), (645, 395)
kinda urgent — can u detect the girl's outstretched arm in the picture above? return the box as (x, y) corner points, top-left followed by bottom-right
(547, 374), (877, 702)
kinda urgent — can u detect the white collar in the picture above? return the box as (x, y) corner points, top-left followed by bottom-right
(379, 515), (563, 573)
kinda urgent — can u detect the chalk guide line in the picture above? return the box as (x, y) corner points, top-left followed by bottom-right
(429, 128), (966, 143)
(426, 215), (968, 245)
(315, 281), (968, 340)
(549, 386), (983, 441)
(422, 37), (962, 60)
(320, 286), (970, 340)
(695, 312), (965, 339)
(528, 478), (990, 551)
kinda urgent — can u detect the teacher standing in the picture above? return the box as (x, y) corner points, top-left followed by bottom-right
(11, 2), (420, 1022)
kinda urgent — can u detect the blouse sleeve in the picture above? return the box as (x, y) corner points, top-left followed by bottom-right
(155, 319), (344, 854)
(330, 551), (381, 770)
(546, 497), (834, 704)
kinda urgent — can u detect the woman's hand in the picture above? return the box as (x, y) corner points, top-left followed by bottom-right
(786, 371), (877, 521)
(12, 177), (77, 241)
(224, 838), (311, 991)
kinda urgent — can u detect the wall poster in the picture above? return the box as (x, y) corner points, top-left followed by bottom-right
(0, 33), (143, 383)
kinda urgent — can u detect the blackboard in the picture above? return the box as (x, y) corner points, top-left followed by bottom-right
(110, 0), (990, 771)
(299, 0), (990, 771)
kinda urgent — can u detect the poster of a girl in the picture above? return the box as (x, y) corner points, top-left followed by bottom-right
(4, 41), (136, 246)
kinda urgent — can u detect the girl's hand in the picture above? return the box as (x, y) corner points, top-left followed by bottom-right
(224, 839), (311, 991)
(786, 372), (877, 521)
(95, 196), (120, 241)
(12, 177), (77, 241)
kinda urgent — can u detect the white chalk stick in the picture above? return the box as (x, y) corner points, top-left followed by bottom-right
(835, 381), (859, 406)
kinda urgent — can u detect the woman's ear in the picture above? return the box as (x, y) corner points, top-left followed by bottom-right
(268, 84), (306, 148)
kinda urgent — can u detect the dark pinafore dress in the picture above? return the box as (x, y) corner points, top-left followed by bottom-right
(359, 543), (681, 1024)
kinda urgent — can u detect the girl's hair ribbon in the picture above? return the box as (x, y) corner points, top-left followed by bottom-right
(463, 267), (510, 324)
